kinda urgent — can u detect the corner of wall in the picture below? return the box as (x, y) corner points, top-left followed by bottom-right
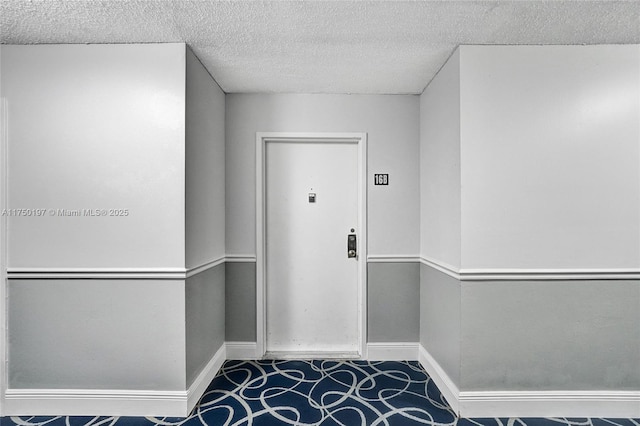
(183, 46), (227, 411)
(1, 43), (222, 418)
(422, 44), (640, 418)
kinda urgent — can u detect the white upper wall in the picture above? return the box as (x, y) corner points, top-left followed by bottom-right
(459, 45), (640, 270)
(225, 94), (420, 257)
(1, 44), (187, 269)
(420, 49), (462, 270)
(185, 47), (225, 269)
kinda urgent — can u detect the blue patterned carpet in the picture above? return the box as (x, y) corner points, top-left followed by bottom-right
(2, 360), (638, 426)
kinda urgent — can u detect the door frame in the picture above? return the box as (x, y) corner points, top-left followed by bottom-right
(255, 132), (368, 359)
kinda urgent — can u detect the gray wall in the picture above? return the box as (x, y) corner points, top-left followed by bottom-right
(368, 263), (419, 342)
(460, 279), (640, 391)
(186, 265), (225, 387)
(419, 48), (461, 269)
(9, 279), (186, 390)
(185, 46), (226, 269)
(226, 261), (422, 344)
(419, 44), (640, 396)
(0, 44), (186, 269)
(184, 45), (226, 387)
(419, 264), (640, 392)
(224, 93), (421, 347)
(225, 94), (420, 257)
(459, 45), (640, 270)
(3, 44), (227, 406)
(420, 264), (461, 386)
(225, 261), (256, 342)
(2, 44), (191, 396)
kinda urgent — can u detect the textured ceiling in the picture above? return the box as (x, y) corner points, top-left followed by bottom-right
(1, 1), (639, 94)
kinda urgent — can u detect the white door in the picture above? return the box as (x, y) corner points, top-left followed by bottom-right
(265, 140), (360, 356)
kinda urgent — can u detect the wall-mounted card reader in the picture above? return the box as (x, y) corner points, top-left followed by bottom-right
(308, 193), (316, 203)
(347, 233), (357, 258)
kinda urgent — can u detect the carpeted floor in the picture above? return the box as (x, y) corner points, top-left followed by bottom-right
(2, 360), (638, 425)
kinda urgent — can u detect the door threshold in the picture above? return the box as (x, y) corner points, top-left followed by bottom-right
(263, 351), (361, 360)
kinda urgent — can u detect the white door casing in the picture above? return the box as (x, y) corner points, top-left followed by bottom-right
(256, 132), (367, 358)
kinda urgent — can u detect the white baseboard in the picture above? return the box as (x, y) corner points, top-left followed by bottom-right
(4, 388), (188, 417)
(418, 344), (640, 418)
(459, 390), (640, 418)
(367, 342), (418, 361)
(4, 344), (227, 417)
(187, 344), (226, 413)
(418, 344), (460, 414)
(225, 341), (258, 360)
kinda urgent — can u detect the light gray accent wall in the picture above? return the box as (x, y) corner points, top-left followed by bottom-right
(225, 94), (420, 257)
(225, 262), (256, 342)
(460, 279), (640, 391)
(186, 264), (225, 387)
(8, 279), (186, 390)
(459, 45), (640, 270)
(420, 263), (461, 387)
(185, 46), (226, 269)
(1, 44), (186, 269)
(419, 48), (461, 270)
(368, 263), (419, 342)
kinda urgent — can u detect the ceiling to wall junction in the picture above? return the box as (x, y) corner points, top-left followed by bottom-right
(1, 0), (638, 94)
